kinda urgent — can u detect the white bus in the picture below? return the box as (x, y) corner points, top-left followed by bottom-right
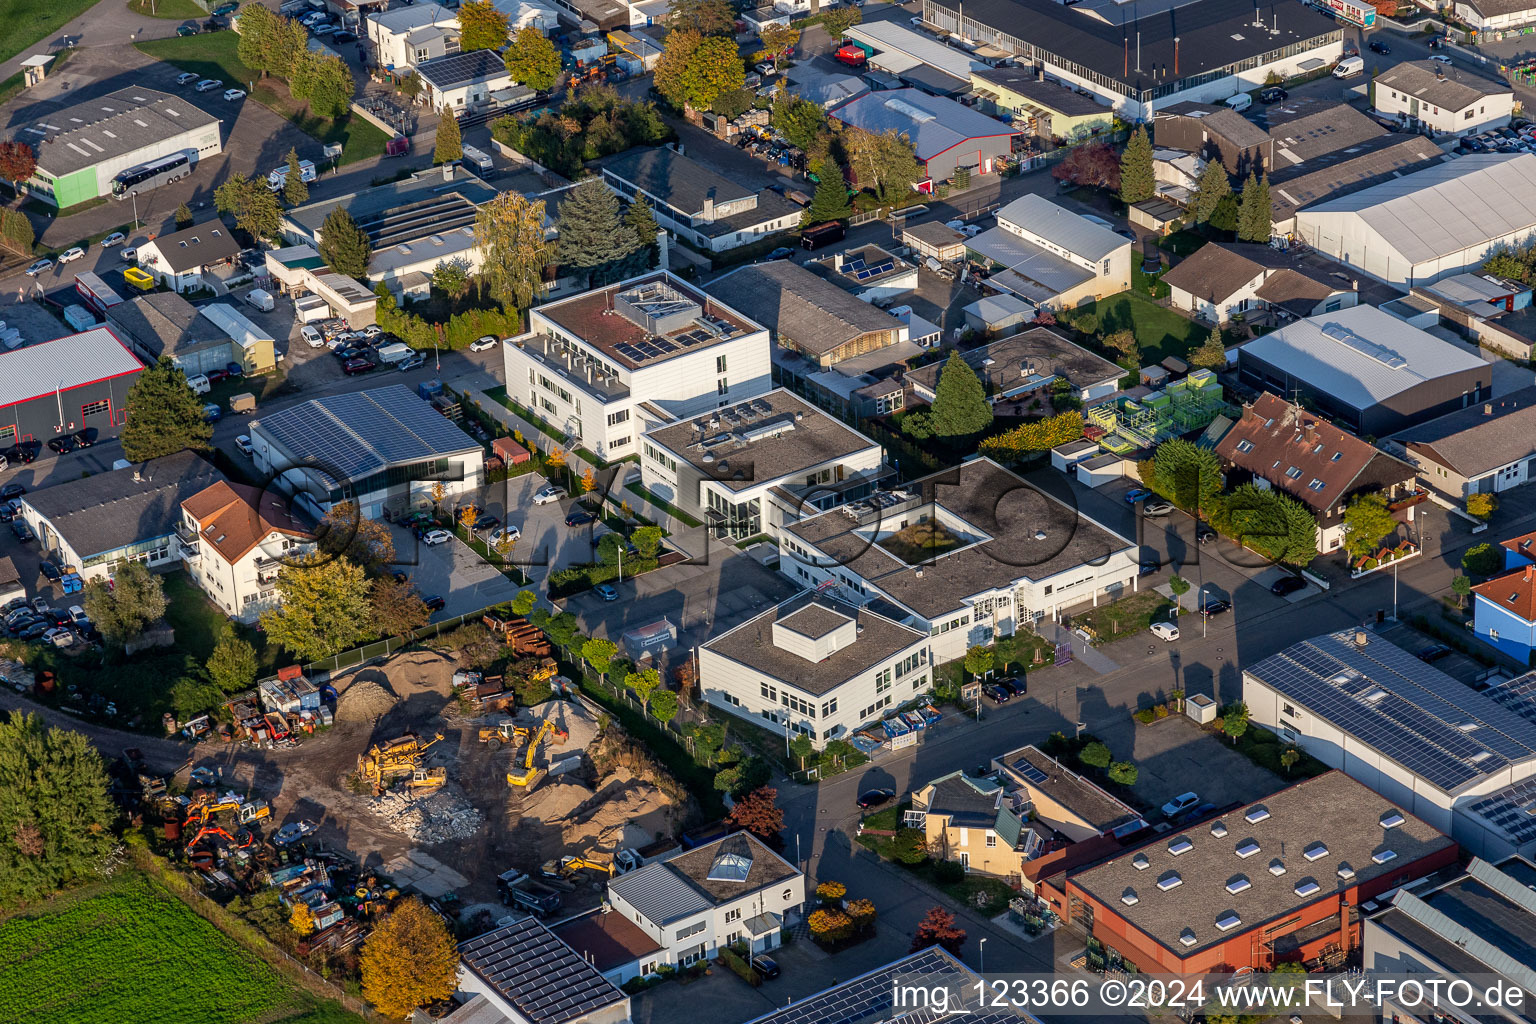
(111, 152), (191, 199)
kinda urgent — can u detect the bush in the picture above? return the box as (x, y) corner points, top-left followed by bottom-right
(931, 860), (965, 884)
(808, 908), (854, 943)
(717, 946), (761, 987)
(1134, 708), (1155, 724)
(815, 881), (847, 903)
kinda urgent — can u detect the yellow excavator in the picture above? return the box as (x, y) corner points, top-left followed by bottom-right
(540, 854), (614, 879)
(408, 766), (447, 790)
(358, 732), (444, 795)
(507, 719), (554, 789)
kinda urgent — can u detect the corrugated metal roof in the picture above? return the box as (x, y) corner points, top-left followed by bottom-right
(848, 21), (983, 81)
(608, 863), (711, 923)
(1240, 304), (1485, 410)
(996, 193), (1127, 262)
(0, 326), (143, 408)
(828, 89), (1017, 162)
(1300, 153), (1536, 266)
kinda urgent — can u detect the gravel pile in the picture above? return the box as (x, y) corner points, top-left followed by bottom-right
(336, 679), (398, 724)
(370, 788), (484, 844)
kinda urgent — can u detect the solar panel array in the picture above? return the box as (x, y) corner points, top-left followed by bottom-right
(1012, 756), (1049, 785)
(458, 917), (625, 1024)
(743, 949), (1028, 1024)
(612, 323), (727, 366)
(1469, 778), (1536, 846)
(1487, 672), (1536, 723)
(844, 253), (897, 281)
(1248, 632), (1536, 792)
(255, 385), (478, 482)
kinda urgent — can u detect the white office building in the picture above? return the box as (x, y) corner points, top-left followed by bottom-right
(179, 481), (314, 623)
(501, 273), (771, 462)
(966, 194), (1131, 310)
(366, 3), (459, 70)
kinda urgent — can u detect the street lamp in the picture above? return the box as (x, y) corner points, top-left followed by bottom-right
(978, 937), (987, 974)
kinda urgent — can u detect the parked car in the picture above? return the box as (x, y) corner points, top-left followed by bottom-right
(332, 29), (356, 42)
(469, 335), (499, 352)
(30, 596), (48, 614)
(1430, 54), (1453, 64)
(235, 434), (254, 457)
(14, 622), (47, 641)
(488, 526), (520, 546)
(1368, 39), (1390, 53)
(120, 247), (138, 263)
(39, 560), (62, 581)
(60, 247), (85, 266)
(73, 428), (98, 448)
(11, 522), (34, 543)
(300, 325), (324, 347)
(1124, 487), (1152, 503)
(421, 529), (452, 546)
(212, 1), (238, 13)
(175, 71), (199, 86)
(361, 324), (383, 338)
(1161, 791), (1199, 817)
(422, 594), (446, 610)
(1177, 801), (1219, 825)
(857, 788), (894, 809)
(766, 246), (795, 260)
(1150, 621), (1180, 642)
(472, 515), (500, 534)
(751, 956), (781, 981)
(1260, 86), (1287, 102)
(100, 232), (126, 248)
(1200, 598), (1231, 616)
(342, 357), (376, 375)
(594, 583), (619, 601)
(564, 507), (597, 527)
(69, 606), (89, 628)
(982, 683), (1011, 704)
(1270, 575), (1306, 596)
(0, 483), (25, 499)
(1138, 560), (1160, 577)
(47, 436), (76, 454)
(397, 353), (427, 371)
(176, 23), (200, 35)
(44, 627), (75, 648)
(25, 258), (53, 276)
(195, 79), (224, 92)
(1142, 498), (1174, 516)
(1417, 643), (1453, 663)
(532, 485), (567, 505)
(997, 676), (1027, 696)
(223, 88), (246, 101)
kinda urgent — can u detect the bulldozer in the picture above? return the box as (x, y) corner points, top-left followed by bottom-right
(477, 717), (527, 751)
(358, 732), (443, 795)
(407, 766), (447, 790)
(540, 854), (614, 879)
(507, 718), (554, 789)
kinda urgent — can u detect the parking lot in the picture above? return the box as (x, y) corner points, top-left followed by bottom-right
(386, 522), (521, 624)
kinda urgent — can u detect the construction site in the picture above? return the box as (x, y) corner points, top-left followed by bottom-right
(1082, 368), (1226, 453)
(126, 632), (688, 935)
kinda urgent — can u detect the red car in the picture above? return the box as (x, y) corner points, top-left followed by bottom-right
(343, 357), (376, 375)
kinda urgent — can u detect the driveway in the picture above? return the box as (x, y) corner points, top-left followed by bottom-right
(386, 524), (520, 623)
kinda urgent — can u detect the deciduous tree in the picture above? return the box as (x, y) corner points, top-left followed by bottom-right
(512, 589), (538, 616)
(771, 92), (828, 152)
(675, 35), (745, 111)
(0, 712), (117, 904)
(314, 500), (395, 569)
(289, 50), (354, 119)
(475, 189), (552, 310)
(206, 632), (258, 693)
(650, 688), (679, 724)
(844, 126), (921, 203)
(1462, 542), (1501, 578)
(1079, 740), (1112, 769)
(1222, 702), (1250, 744)
(1107, 761), (1138, 785)
(910, 906), (966, 955)
(371, 575), (431, 638)
(929, 351), (992, 438)
(504, 25), (561, 89)
(360, 897), (459, 1018)
(582, 637), (618, 684)
(432, 255), (472, 299)
(1104, 328), (1138, 360)
(663, 0), (736, 36)
(1343, 492), (1397, 559)
(434, 109), (463, 164)
(458, 0), (510, 51)
(1119, 126), (1154, 204)
(260, 555), (372, 661)
(1050, 142), (1119, 191)
(963, 645), (993, 679)
(624, 666), (660, 710)
(726, 785), (784, 842)
(214, 173), (283, 243)
(120, 356), (213, 461)
(758, 24), (800, 62)
(82, 561), (166, 648)
(398, 70), (424, 100)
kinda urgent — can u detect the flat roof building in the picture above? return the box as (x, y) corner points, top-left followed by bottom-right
(16, 86), (222, 209)
(781, 457), (1138, 663)
(1237, 304), (1490, 435)
(0, 326), (143, 449)
(250, 384), (484, 521)
(1244, 630), (1536, 861)
(1297, 153), (1536, 288)
(968, 68), (1113, 141)
(415, 49), (517, 114)
(921, 0), (1342, 121)
(1042, 771), (1458, 974)
(905, 327), (1123, 406)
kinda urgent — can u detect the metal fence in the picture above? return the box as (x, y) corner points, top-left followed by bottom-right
(294, 606), (496, 681)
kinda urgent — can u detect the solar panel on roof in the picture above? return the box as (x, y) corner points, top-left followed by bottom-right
(1012, 757), (1048, 785)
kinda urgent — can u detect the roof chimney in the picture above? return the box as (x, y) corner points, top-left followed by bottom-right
(443, 161), (454, 181)
(702, 195), (715, 222)
(1485, 403), (1494, 416)
(1354, 630), (1369, 647)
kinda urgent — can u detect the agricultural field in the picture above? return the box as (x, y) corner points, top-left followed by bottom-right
(0, 870), (362, 1024)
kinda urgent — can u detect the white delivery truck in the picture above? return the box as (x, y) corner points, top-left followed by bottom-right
(375, 341), (415, 365)
(246, 288), (275, 312)
(266, 159), (317, 191)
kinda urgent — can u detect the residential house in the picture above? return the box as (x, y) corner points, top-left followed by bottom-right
(365, 3), (458, 70)
(1472, 563), (1536, 663)
(135, 221), (241, 294)
(826, 89), (1021, 187)
(1037, 771), (1458, 975)
(179, 481), (314, 623)
(502, 272), (772, 461)
(552, 910), (666, 988)
(600, 147), (800, 253)
(453, 917), (631, 1024)
(1244, 630), (1536, 862)
(699, 591), (930, 746)
(416, 50), (517, 115)
(965, 194), (1131, 311)
(1391, 385), (1536, 497)
(1452, 0), (1536, 32)
(780, 457), (1139, 663)
(1163, 242), (1358, 325)
(1154, 102), (1273, 176)
(994, 744), (1147, 841)
(250, 384), (484, 521)
(606, 832), (804, 965)
(639, 389), (888, 541)
(905, 327), (1123, 407)
(1374, 61), (1514, 137)
(913, 771), (1034, 879)
(1214, 392), (1419, 553)
(19, 452), (222, 580)
(107, 293), (277, 375)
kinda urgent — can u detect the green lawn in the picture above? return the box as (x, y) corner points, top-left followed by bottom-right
(1073, 590), (1175, 644)
(0, 870), (363, 1024)
(0, 0), (102, 65)
(0, 47), (75, 108)
(1076, 289), (1208, 365)
(127, 0), (207, 18)
(134, 34), (390, 165)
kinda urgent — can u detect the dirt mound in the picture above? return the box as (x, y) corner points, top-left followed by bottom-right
(370, 786), (484, 844)
(524, 768), (673, 860)
(336, 679), (398, 724)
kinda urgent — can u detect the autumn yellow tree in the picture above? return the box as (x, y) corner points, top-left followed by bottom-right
(474, 189), (553, 311)
(580, 466), (596, 493)
(460, 505), (480, 531)
(361, 897), (459, 1019)
(546, 449), (566, 469)
(290, 902), (316, 937)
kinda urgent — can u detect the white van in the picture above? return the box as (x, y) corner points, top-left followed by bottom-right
(266, 159), (317, 191)
(375, 341), (415, 365)
(246, 288), (275, 312)
(186, 373), (211, 395)
(1224, 92), (1252, 113)
(1333, 55), (1365, 78)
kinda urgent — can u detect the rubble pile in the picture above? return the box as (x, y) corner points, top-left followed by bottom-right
(336, 680), (398, 724)
(369, 787), (484, 844)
